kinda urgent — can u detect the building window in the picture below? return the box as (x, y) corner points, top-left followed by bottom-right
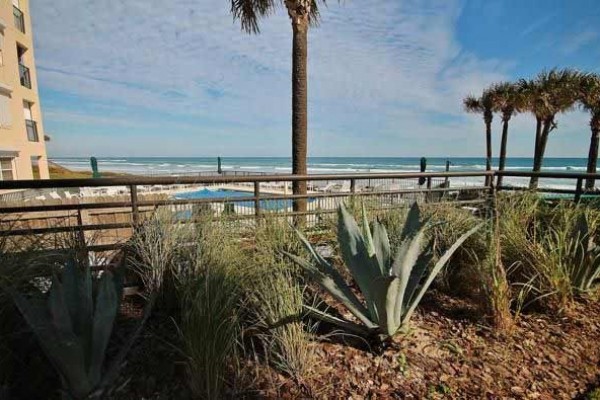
(23, 101), (38, 141)
(13, 0), (24, 34)
(13, 3), (24, 34)
(17, 45), (30, 88)
(0, 157), (14, 180)
(0, 93), (11, 128)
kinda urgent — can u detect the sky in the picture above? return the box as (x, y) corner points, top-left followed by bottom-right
(31, 0), (600, 158)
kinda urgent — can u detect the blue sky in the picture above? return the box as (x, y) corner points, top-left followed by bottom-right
(31, 0), (600, 158)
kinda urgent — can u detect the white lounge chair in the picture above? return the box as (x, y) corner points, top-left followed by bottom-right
(64, 191), (80, 199)
(49, 192), (61, 200)
(316, 182), (339, 192)
(338, 181), (351, 193)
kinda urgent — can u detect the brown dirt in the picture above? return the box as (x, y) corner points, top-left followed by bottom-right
(111, 291), (600, 399)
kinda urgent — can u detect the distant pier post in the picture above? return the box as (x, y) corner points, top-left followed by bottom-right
(217, 157), (222, 175)
(90, 157), (100, 179)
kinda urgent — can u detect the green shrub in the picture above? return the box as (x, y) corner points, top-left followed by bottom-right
(5, 259), (146, 400)
(247, 218), (315, 380)
(496, 194), (600, 309)
(175, 217), (246, 399)
(285, 203), (481, 340)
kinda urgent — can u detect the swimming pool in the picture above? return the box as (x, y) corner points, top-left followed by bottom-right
(175, 188), (314, 211)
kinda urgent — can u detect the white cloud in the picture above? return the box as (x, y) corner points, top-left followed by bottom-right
(31, 0), (590, 157)
(560, 29), (599, 55)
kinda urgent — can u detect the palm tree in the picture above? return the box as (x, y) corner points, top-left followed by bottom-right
(490, 82), (523, 187)
(519, 69), (581, 189)
(229, 0), (326, 214)
(464, 90), (494, 184)
(578, 73), (600, 190)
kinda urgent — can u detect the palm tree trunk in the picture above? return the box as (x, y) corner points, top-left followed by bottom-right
(485, 119), (492, 186)
(529, 117), (552, 189)
(291, 18), (308, 216)
(533, 117), (542, 157)
(497, 119), (510, 187)
(585, 126), (600, 190)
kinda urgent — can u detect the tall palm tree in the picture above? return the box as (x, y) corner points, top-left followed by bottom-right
(490, 82), (523, 187)
(519, 69), (581, 189)
(229, 0), (326, 214)
(464, 90), (494, 184)
(578, 73), (600, 190)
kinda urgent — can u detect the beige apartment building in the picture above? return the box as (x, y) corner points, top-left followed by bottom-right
(0, 0), (48, 181)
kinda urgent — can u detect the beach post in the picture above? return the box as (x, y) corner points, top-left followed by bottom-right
(217, 157), (222, 174)
(418, 157), (427, 185)
(90, 157), (100, 178)
(444, 160), (451, 187)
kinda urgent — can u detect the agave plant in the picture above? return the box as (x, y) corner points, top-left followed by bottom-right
(565, 213), (600, 293)
(6, 260), (147, 400)
(284, 203), (481, 339)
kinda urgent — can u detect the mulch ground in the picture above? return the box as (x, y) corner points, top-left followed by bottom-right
(111, 291), (600, 399)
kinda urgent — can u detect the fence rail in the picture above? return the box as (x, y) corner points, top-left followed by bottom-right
(2, 170), (599, 255)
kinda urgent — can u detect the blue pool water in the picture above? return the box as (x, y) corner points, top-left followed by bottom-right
(175, 188), (313, 211)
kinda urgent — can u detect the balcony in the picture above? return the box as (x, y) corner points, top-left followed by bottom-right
(13, 6), (25, 34)
(26, 119), (38, 142)
(19, 64), (31, 88)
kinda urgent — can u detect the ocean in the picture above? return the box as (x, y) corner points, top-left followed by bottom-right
(50, 157), (591, 189)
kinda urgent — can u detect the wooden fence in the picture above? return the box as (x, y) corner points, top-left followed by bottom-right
(1, 170), (599, 257)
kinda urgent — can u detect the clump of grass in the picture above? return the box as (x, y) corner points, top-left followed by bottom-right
(247, 265), (314, 380)
(246, 218), (315, 382)
(128, 208), (190, 313)
(130, 209), (246, 398)
(496, 193), (600, 310)
(178, 216), (246, 399)
(477, 216), (513, 331)
(422, 203), (488, 296)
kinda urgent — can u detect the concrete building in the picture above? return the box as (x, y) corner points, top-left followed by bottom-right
(0, 0), (48, 181)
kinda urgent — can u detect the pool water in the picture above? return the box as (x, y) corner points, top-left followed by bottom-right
(175, 188), (313, 211)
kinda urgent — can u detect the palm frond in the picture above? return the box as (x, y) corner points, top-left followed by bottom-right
(230, 0), (276, 34)
(463, 96), (482, 113)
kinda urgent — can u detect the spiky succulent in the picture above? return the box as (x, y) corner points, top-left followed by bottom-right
(7, 260), (146, 400)
(284, 202), (481, 339)
(565, 213), (600, 293)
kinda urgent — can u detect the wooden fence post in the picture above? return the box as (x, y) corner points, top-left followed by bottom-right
(425, 176), (432, 203)
(254, 181), (261, 217)
(130, 184), (139, 227)
(575, 178), (583, 203)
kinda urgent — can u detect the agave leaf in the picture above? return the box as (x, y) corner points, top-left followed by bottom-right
(402, 246), (434, 307)
(401, 224), (482, 327)
(572, 214), (589, 276)
(390, 229), (427, 324)
(400, 203), (422, 241)
(361, 203), (376, 259)
(370, 275), (397, 336)
(372, 219), (391, 275)
(89, 271), (118, 386)
(289, 224), (333, 270)
(79, 263), (94, 372)
(10, 288), (91, 398)
(303, 305), (374, 337)
(337, 204), (381, 321)
(287, 227), (374, 324)
(62, 259), (81, 333)
(49, 273), (74, 338)
(98, 295), (153, 397)
(282, 251), (376, 329)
